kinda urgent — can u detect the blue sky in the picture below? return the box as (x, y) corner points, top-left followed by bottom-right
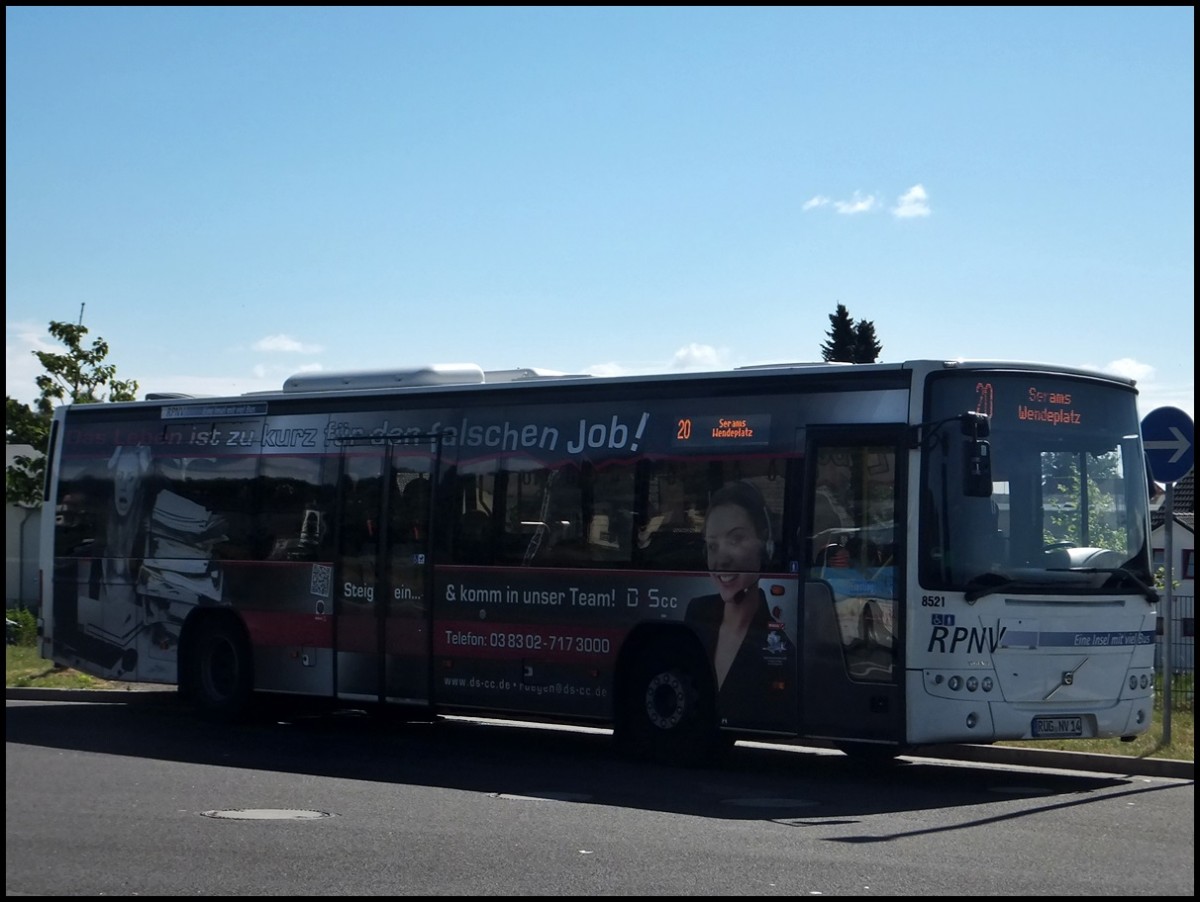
(6, 7), (1194, 422)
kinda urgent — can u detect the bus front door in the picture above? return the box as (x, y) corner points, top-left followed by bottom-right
(800, 432), (905, 745)
(334, 441), (435, 706)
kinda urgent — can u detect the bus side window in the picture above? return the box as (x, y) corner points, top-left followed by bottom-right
(638, 462), (706, 570)
(393, 477), (431, 544)
(641, 527), (705, 570)
(454, 509), (493, 564)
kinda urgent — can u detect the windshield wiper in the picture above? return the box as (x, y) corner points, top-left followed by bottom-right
(963, 569), (1159, 603)
(1046, 567), (1159, 603)
(963, 572), (1020, 602)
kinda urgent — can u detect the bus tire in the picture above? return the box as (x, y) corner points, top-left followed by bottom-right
(617, 642), (718, 767)
(187, 617), (254, 721)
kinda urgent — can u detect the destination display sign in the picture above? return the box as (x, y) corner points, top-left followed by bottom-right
(672, 414), (772, 447)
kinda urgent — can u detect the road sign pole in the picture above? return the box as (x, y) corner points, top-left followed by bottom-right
(1162, 484), (1173, 745)
(1140, 406), (1193, 748)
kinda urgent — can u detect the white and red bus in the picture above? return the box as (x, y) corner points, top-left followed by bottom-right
(38, 359), (1160, 762)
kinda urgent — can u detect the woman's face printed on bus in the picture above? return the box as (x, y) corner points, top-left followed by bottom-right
(704, 502), (764, 603)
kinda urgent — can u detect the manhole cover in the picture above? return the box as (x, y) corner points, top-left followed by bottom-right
(201, 808), (335, 820)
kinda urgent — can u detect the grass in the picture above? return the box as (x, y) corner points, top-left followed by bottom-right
(998, 710), (1193, 762)
(7, 644), (1193, 761)
(6, 644), (124, 690)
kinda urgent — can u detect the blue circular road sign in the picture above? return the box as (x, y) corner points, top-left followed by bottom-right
(1141, 406), (1195, 483)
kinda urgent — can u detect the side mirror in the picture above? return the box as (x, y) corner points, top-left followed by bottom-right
(960, 411), (990, 438)
(964, 439), (993, 497)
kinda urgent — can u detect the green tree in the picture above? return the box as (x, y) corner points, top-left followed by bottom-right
(820, 303), (858, 362)
(5, 318), (139, 507)
(1042, 450), (1126, 552)
(821, 303), (883, 363)
(852, 318), (883, 363)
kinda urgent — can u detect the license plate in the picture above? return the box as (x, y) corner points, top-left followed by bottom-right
(1032, 716), (1083, 738)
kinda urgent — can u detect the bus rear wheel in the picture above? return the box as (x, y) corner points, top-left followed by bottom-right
(617, 643), (719, 766)
(187, 618), (254, 720)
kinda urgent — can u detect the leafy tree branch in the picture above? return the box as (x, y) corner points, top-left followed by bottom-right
(5, 317), (138, 507)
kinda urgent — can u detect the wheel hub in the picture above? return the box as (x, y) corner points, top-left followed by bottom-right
(644, 671), (686, 729)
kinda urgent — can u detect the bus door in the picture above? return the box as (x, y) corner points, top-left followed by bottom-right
(334, 438), (438, 706)
(799, 429), (905, 743)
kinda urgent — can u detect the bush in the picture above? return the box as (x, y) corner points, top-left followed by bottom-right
(6, 607), (37, 647)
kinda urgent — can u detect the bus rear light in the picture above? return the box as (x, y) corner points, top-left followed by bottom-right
(948, 676), (963, 691)
(965, 712), (979, 729)
(982, 677), (994, 692)
(966, 677), (979, 692)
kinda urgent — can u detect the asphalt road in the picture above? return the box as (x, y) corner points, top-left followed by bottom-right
(6, 692), (1193, 896)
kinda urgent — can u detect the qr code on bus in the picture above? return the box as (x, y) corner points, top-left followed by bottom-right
(310, 564), (333, 599)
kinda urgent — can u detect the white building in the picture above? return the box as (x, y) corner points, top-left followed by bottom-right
(1150, 470), (1195, 674)
(5, 444), (43, 609)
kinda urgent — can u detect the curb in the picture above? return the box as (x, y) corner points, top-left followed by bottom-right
(918, 741), (1193, 780)
(7, 686), (177, 704)
(6, 686), (1193, 780)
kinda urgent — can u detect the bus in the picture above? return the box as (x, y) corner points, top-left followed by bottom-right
(37, 358), (1160, 764)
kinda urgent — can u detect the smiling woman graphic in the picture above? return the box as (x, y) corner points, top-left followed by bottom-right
(684, 481), (794, 722)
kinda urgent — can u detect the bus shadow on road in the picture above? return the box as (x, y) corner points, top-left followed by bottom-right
(5, 696), (1140, 821)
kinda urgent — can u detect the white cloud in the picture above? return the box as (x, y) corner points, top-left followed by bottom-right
(1103, 357), (1155, 384)
(1090, 358), (1193, 420)
(4, 320), (303, 403)
(252, 334), (324, 354)
(892, 184), (931, 218)
(833, 192), (878, 215)
(582, 361), (627, 377)
(668, 343), (731, 371)
(803, 191), (879, 215)
(806, 184), (930, 218)
(585, 344), (731, 378)
(5, 320), (58, 405)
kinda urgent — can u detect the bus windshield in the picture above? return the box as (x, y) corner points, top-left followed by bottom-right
(920, 371), (1155, 599)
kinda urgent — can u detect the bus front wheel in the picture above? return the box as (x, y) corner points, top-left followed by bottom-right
(617, 643), (719, 766)
(187, 618), (254, 720)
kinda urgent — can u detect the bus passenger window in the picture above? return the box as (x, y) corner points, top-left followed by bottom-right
(455, 509), (493, 564)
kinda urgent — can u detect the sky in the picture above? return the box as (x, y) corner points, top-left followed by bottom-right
(5, 7), (1195, 424)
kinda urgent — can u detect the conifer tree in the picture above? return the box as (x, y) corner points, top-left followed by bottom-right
(820, 303), (859, 362)
(852, 318), (883, 363)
